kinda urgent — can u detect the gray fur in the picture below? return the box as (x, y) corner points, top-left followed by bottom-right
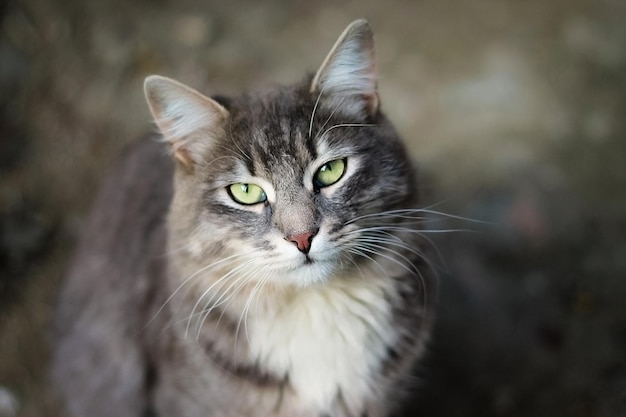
(52, 20), (433, 417)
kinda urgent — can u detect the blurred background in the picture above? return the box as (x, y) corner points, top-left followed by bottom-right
(1, 0), (625, 416)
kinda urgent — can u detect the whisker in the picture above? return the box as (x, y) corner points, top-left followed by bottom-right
(356, 234), (427, 261)
(317, 123), (379, 141)
(353, 240), (421, 280)
(227, 120), (252, 162)
(188, 268), (244, 338)
(352, 241), (432, 312)
(355, 232), (440, 280)
(408, 230), (448, 273)
(346, 247), (391, 281)
(411, 208), (492, 224)
(308, 87), (325, 139)
(346, 208), (490, 226)
(345, 225), (478, 235)
(145, 250), (254, 331)
(341, 226), (445, 275)
(314, 94), (346, 140)
(192, 260), (259, 339)
(211, 260), (267, 328)
(238, 268), (271, 348)
(198, 154), (248, 171)
(186, 257), (258, 337)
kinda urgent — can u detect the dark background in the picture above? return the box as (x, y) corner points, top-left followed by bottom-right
(1, 0), (625, 416)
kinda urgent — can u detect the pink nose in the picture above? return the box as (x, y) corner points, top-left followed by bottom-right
(286, 231), (317, 254)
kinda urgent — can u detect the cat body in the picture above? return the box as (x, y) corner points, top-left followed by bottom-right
(53, 20), (432, 417)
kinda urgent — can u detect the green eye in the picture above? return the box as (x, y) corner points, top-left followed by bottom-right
(314, 158), (346, 188)
(227, 183), (267, 205)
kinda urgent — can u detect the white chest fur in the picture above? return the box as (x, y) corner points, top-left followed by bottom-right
(247, 276), (396, 415)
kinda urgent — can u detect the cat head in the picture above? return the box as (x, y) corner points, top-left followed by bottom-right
(144, 20), (418, 287)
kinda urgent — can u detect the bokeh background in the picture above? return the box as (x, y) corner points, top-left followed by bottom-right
(1, 0), (625, 416)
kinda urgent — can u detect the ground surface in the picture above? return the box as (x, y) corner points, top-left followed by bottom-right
(1, 0), (625, 416)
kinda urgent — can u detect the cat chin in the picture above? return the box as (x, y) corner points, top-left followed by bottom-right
(271, 258), (338, 288)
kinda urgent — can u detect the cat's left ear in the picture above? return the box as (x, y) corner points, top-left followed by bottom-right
(144, 75), (229, 173)
(310, 19), (379, 118)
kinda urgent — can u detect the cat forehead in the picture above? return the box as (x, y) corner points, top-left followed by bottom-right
(227, 86), (312, 129)
(229, 84), (356, 137)
(220, 89), (315, 160)
(229, 118), (356, 179)
(206, 81), (365, 182)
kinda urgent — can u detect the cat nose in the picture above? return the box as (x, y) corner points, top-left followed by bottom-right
(285, 230), (318, 254)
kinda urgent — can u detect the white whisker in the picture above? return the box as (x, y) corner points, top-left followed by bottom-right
(346, 208), (490, 226)
(345, 225), (477, 235)
(145, 250), (255, 331)
(314, 94), (346, 140)
(353, 240), (421, 279)
(355, 232), (438, 283)
(317, 123), (378, 141)
(237, 267), (271, 348)
(192, 259), (259, 339)
(308, 87), (325, 138)
(351, 240), (431, 311)
(346, 247), (391, 281)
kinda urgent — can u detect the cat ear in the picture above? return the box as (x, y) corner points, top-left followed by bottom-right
(310, 19), (379, 118)
(144, 75), (229, 172)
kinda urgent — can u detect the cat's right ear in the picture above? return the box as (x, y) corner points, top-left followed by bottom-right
(144, 75), (229, 173)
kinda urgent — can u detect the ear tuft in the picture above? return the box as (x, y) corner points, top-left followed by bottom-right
(144, 75), (229, 172)
(311, 19), (379, 118)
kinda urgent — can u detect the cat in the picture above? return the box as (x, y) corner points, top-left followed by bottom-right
(52, 19), (434, 417)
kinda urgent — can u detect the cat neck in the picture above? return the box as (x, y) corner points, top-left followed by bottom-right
(163, 220), (418, 415)
(250, 273), (397, 414)
(183, 265), (399, 416)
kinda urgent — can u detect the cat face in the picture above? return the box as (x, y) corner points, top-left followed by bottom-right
(145, 20), (417, 287)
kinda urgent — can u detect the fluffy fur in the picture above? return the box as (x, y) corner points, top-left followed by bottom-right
(52, 19), (434, 417)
